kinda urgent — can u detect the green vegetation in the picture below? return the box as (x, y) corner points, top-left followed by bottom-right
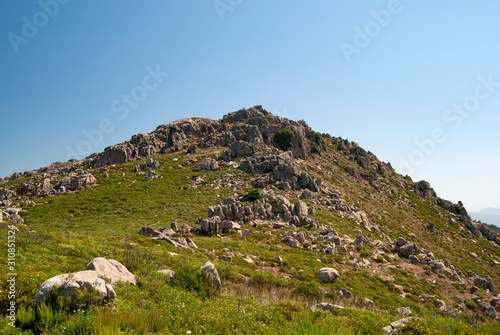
(273, 128), (295, 151)
(241, 189), (263, 202)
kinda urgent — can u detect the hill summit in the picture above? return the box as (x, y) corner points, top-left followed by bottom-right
(1, 105), (500, 333)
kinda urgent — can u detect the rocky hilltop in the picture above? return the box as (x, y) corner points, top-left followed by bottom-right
(1, 106), (500, 333)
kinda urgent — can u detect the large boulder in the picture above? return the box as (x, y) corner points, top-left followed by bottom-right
(86, 258), (136, 285)
(294, 200), (308, 218)
(200, 261), (221, 293)
(353, 234), (370, 250)
(196, 158), (219, 172)
(58, 173), (97, 191)
(33, 270), (114, 306)
(317, 268), (340, 283)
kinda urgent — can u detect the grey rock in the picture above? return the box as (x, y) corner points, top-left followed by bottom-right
(317, 268), (340, 283)
(33, 270), (110, 306)
(200, 261), (221, 293)
(393, 307), (412, 317)
(294, 200), (308, 218)
(86, 258), (136, 286)
(157, 269), (175, 279)
(311, 303), (344, 313)
(414, 180), (436, 197)
(196, 158), (219, 172)
(353, 234), (370, 250)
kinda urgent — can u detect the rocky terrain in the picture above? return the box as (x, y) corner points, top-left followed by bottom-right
(1, 105), (500, 334)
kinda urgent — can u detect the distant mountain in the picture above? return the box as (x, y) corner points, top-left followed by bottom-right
(470, 207), (500, 227)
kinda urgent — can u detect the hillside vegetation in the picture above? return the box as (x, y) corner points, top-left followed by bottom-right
(1, 106), (500, 334)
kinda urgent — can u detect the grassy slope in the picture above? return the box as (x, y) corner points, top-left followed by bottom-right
(1, 144), (499, 334)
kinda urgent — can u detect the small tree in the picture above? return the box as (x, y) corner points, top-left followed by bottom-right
(273, 128), (295, 151)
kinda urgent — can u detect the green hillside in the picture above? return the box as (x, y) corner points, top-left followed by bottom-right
(1, 107), (499, 334)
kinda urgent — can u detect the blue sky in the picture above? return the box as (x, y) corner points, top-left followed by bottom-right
(0, 0), (499, 212)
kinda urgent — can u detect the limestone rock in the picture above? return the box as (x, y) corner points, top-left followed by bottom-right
(311, 303), (344, 313)
(294, 200), (308, 218)
(196, 158), (219, 172)
(394, 307), (412, 317)
(317, 268), (340, 283)
(33, 270), (110, 306)
(353, 234), (370, 250)
(158, 269), (175, 279)
(58, 173), (97, 191)
(200, 261), (221, 293)
(414, 180), (436, 198)
(86, 258), (136, 286)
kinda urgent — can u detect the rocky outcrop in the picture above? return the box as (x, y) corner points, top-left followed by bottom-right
(414, 180), (436, 198)
(58, 172), (97, 191)
(238, 152), (322, 191)
(198, 191), (320, 233)
(89, 106), (319, 169)
(196, 158), (219, 172)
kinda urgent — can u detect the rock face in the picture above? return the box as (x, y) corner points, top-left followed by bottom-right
(200, 261), (221, 293)
(86, 258), (136, 286)
(414, 180), (436, 198)
(317, 268), (340, 283)
(33, 270), (114, 306)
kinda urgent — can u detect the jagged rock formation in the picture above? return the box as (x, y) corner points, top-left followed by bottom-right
(88, 105), (317, 168)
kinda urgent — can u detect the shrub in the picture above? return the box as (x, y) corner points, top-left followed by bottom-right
(169, 262), (218, 299)
(294, 282), (320, 297)
(242, 189), (263, 202)
(274, 129), (295, 150)
(311, 145), (320, 154)
(465, 300), (476, 310)
(314, 132), (323, 143)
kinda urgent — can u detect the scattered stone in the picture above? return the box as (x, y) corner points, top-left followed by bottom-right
(394, 307), (412, 317)
(200, 261), (221, 294)
(311, 303), (344, 313)
(338, 288), (352, 299)
(157, 269), (175, 279)
(353, 234), (370, 250)
(317, 268), (340, 283)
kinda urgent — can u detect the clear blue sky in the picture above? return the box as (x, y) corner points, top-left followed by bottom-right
(1, 0), (499, 212)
